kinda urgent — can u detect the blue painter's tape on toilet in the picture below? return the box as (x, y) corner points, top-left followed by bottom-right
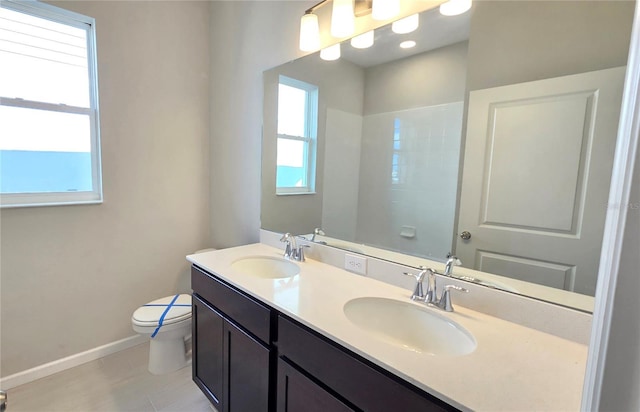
(151, 294), (179, 338)
(131, 293), (193, 375)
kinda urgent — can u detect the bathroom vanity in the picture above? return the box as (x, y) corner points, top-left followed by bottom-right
(192, 264), (451, 411)
(189, 244), (588, 412)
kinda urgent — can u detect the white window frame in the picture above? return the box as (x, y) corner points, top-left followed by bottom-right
(0, 0), (102, 208)
(276, 75), (318, 195)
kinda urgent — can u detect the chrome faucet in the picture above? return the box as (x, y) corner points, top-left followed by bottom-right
(280, 233), (308, 262)
(444, 253), (462, 276)
(310, 228), (325, 242)
(404, 266), (468, 312)
(436, 285), (469, 312)
(403, 266), (432, 301)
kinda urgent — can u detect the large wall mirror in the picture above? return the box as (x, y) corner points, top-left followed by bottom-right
(261, 0), (635, 312)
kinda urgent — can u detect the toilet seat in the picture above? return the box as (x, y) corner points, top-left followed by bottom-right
(132, 294), (192, 327)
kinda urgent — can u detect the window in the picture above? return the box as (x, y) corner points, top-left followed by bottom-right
(391, 117), (405, 185)
(276, 76), (318, 195)
(0, 1), (102, 208)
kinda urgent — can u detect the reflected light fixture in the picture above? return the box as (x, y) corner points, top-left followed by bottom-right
(440, 0), (472, 16)
(372, 0), (400, 20)
(320, 43), (341, 60)
(299, 12), (320, 51)
(331, 0), (355, 38)
(399, 40), (416, 49)
(350, 30), (374, 49)
(391, 13), (419, 34)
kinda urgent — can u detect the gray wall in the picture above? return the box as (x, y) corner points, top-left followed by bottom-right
(364, 41), (468, 115)
(466, 1), (634, 91)
(0, 1), (211, 376)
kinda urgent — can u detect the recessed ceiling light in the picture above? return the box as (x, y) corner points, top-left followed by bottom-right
(399, 40), (416, 49)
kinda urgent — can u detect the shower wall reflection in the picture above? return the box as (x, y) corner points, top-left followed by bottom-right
(355, 102), (463, 259)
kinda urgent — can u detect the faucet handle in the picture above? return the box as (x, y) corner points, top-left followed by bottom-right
(280, 233), (293, 258)
(446, 253), (462, 265)
(296, 244), (310, 262)
(403, 267), (430, 301)
(403, 271), (424, 301)
(437, 284), (469, 312)
(310, 228), (326, 242)
(280, 233), (291, 243)
(444, 253), (462, 276)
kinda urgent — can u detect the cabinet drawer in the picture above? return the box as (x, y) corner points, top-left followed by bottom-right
(192, 265), (272, 344)
(277, 357), (354, 412)
(278, 316), (457, 412)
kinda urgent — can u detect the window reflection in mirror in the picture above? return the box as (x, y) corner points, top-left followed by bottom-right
(276, 76), (318, 195)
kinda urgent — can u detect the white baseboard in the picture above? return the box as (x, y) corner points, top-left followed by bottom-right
(0, 334), (147, 390)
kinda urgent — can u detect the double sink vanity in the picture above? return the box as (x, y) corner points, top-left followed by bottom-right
(188, 239), (589, 411)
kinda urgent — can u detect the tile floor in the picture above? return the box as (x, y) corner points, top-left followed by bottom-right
(7, 342), (214, 412)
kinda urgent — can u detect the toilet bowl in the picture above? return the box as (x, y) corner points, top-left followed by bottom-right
(132, 248), (216, 374)
(132, 294), (192, 375)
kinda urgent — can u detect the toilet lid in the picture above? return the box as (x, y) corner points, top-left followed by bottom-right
(132, 294), (192, 326)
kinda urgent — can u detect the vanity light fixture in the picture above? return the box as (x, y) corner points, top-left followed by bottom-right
(320, 43), (341, 60)
(350, 30), (374, 49)
(399, 40), (416, 49)
(439, 0), (472, 16)
(372, 0), (400, 20)
(331, 0), (355, 38)
(391, 13), (419, 34)
(299, 0), (376, 51)
(299, 12), (321, 51)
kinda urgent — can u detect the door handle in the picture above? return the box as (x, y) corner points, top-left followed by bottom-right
(459, 231), (471, 240)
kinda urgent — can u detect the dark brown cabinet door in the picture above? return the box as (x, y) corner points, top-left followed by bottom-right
(277, 358), (354, 412)
(193, 295), (224, 411)
(224, 320), (271, 412)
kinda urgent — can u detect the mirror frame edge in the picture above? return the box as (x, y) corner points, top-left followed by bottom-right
(582, 0), (640, 409)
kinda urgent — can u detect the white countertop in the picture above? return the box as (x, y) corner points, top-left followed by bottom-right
(188, 243), (588, 411)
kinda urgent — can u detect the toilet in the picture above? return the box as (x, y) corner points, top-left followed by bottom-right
(132, 294), (193, 375)
(132, 249), (216, 374)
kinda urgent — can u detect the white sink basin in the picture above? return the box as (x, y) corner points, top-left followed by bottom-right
(343, 297), (476, 356)
(231, 256), (300, 279)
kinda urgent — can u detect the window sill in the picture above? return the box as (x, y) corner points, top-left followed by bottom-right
(276, 191), (317, 196)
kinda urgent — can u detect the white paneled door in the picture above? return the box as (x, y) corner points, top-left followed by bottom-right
(456, 66), (626, 296)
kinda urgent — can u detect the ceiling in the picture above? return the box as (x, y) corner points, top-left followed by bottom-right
(341, 6), (471, 68)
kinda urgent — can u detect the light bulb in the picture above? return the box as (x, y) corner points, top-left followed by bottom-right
(372, 0), (400, 21)
(440, 0), (472, 16)
(399, 40), (416, 49)
(392, 14), (419, 34)
(350, 30), (374, 49)
(320, 43), (341, 61)
(331, 0), (355, 38)
(299, 13), (320, 51)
